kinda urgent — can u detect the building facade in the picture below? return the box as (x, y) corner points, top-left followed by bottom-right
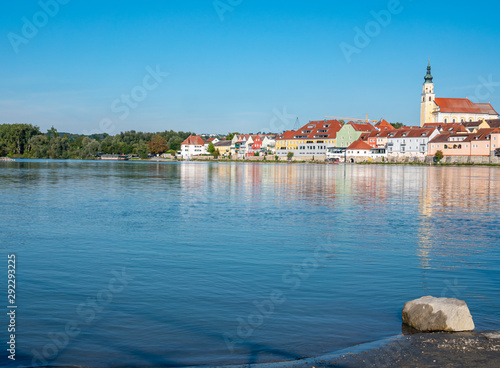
(181, 135), (207, 159)
(420, 63), (499, 126)
(387, 127), (439, 160)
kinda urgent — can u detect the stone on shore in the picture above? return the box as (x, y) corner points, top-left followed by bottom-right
(402, 296), (475, 332)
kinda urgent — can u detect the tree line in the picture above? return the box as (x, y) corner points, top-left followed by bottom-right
(0, 124), (194, 159)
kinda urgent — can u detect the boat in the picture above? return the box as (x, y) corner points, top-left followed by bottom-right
(100, 154), (129, 161)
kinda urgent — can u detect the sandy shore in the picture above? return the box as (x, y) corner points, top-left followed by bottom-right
(218, 331), (500, 368)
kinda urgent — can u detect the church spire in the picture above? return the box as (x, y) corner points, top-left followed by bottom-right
(424, 61), (433, 84)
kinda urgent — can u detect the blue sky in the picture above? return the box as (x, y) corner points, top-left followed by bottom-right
(1, 0), (500, 135)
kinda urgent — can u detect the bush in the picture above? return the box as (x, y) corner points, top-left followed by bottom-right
(434, 150), (444, 163)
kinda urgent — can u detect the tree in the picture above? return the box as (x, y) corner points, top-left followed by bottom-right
(47, 126), (59, 140)
(0, 124), (41, 155)
(213, 149), (220, 159)
(147, 135), (168, 155)
(82, 137), (101, 158)
(226, 132), (240, 141)
(28, 135), (49, 158)
(207, 142), (215, 154)
(137, 142), (149, 159)
(434, 150), (444, 163)
(392, 122), (406, 129)
(49, 136), (70, 159)
(287, 152), (294, 160)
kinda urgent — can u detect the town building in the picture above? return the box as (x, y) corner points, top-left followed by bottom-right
(428, 128), (500, 159)
(386, 127), (440, 160)
(231, 135), (263, 157)
(213, 140), (232, 156)
(345, 140), (386, 163)
(336, 121), (376, 148)
(420, 63), (499, 126)
(181, 135), (206, 159)
(275, 119), (343, 158)
(204, 137), (219, 151)
(260, 135), (276, 153)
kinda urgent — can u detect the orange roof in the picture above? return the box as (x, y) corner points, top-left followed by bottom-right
(434, 98), (498, 115)
(347, 122), (377, 132)
(347, 140), (373, 150)
(181, 135), (205, 146)
(276, 120), (343, 141)
(388, 127), (437, 138)
(462, 128), (500, 142)
(375, 119), (394, 130)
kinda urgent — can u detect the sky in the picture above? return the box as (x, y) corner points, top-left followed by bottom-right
(1, 0), (500, 136)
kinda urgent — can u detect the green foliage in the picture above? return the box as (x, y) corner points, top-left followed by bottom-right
(434, 150), (444, 162)
(287, 152), (294, 160)
(147, 135), (168, 155)
(391, 122), (406, 129)
(0, 124), (192, 159)
(226, 132), (240, 141)
(0, 123), (41, 155)
(254, 151), (260, 157)
(207, 142), (215, 154)
(275, 155), (279, 161)
(213, 149), (220, 159)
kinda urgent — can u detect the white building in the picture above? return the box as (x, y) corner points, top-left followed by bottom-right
(181, 135), (207, 159)
(344, 140), (386, 163)
(260, 135), (276, 153)
(204, 138), (219, 151)
(387, 127), (439, 160)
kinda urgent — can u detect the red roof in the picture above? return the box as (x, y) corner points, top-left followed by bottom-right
(388, 127), (437, 138)
(347, 140), (373, 150)
(375, 119), (394, 130)
(434, 98), (498, 115)
(181, 135), (205, 146)
(462, 128), (500, 142)
(347, 122), (377, 132)
(276, 120), (343, 141)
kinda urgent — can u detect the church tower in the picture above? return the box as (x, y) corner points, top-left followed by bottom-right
(420, 62), (436, 127)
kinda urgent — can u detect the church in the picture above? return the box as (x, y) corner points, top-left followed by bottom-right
(420, 63), (498, 126)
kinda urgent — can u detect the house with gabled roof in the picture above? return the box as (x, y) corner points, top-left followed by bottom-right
(428, 128), (500, 159)
(336, 121), (377, 148)
(340, 139), (387, 163)
(275, 119), (343, 159)
(181, 135), (206, 159)
(374, 119), (395, 131)
(386, 127), (439, 160)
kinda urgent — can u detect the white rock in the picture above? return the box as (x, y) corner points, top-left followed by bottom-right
(402, 296), (475, 332)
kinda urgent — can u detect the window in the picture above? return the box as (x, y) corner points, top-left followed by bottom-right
(429, 96), (432, 101)
(444, 119), (448, 123)
(452, 119), (456, 123)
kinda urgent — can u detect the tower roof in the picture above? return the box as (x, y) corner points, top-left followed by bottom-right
(424, 62), (433, 84)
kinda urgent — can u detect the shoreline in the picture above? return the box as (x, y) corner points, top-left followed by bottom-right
(212, 331), (500, 368)
(4, 157), (500, 167)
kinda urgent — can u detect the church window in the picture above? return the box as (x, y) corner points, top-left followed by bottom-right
(423, 97), (425, 102)
(429, 97), (432, 101)
(444, 119), (448, 123)
(452, 119), (456, 123)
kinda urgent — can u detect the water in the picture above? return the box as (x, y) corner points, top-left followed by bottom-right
(0, 160), (499, 367)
